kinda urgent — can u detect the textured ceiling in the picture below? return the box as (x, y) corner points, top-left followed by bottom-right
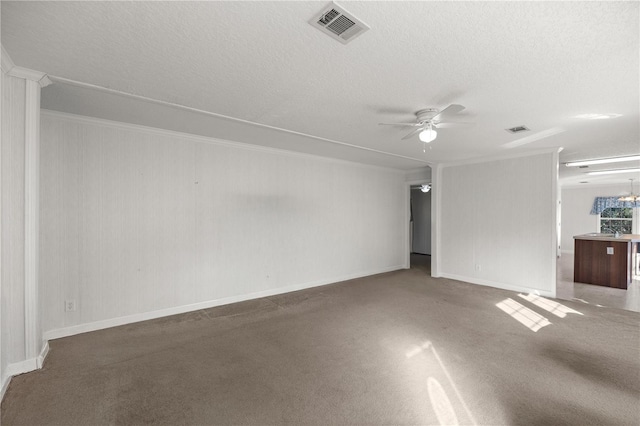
(2, 1), (638, 184)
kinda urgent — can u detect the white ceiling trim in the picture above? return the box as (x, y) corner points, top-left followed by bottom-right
(2, 44), (51, 87)
(41, 109), (406, 175)
(10, 67), (52, 87)
(48, 75), (430, 166)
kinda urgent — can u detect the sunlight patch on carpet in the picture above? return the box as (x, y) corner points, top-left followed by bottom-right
(496, 298), (551, 332)
(427, 377), (459, 426)
(518, 293), (583, 318)
(405, 341), (477, 425)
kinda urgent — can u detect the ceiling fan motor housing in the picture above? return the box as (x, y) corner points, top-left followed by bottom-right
(416, 108), (440, 123)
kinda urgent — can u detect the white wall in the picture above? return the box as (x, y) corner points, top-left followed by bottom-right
(560, 183), (632, 253)
(405, 167), (431, 183)
(40, 111), (407, 338)
(434, 151), (558, 296)
(411, 188), (431, 255)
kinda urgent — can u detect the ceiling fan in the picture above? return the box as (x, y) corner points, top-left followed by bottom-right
(379, 104), (472, 143)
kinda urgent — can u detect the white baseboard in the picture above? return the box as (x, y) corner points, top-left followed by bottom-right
(44, 266), (404, 341)
(5, 358), (38, 377)
(1, 340), (50, 402)
(440, 273), (556, 298)
(5, 340), (49, 378)
(37, 341), (50, 368)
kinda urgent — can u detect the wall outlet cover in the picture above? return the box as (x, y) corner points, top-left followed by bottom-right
(606, 247), (614, 255)
(65, 299), (77, 312)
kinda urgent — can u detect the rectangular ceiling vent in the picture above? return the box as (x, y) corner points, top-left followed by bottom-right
(309, 2), (370, 44)
(506, 125), (530, 134)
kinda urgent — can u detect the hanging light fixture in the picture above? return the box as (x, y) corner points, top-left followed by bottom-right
(618, 179), (640, 202)
(419, 124), (437, 143)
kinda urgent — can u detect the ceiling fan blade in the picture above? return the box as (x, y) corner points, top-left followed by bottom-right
(401, 126), (424, 140)
(431, 104), (465, 122)
(378, 122), (419, 127)
(435, 122), (475, 129)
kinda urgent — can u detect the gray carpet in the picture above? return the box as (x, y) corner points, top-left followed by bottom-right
(2, 257), (639, 425)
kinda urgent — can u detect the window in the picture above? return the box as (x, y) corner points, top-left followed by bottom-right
(599, 207), (633, 234)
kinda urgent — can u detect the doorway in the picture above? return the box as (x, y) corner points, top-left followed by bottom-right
(410, 184), (432, 272)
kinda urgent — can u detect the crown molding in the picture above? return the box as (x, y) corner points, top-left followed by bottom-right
(9, 66), (52, 87)
(1, 44), (52, 87)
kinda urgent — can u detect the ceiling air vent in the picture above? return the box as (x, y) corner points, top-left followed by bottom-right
(506, 125), (530, 134)
(309, 2), (370, 44)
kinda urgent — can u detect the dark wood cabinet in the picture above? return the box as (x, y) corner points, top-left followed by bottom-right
(574, 239), (631, 289)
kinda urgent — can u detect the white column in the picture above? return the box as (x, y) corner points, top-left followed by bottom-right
(4, 51), (52, 368)
(430, 163), (443, 277)
(23, 79), (40, 359)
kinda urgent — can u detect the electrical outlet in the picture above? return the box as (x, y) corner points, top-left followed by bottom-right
(65, 299), (76, 312)
(606, 247), (614, 255)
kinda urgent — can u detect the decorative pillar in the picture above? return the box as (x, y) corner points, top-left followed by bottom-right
(2, 44), (52, 369)
(23, 79), (41, 360)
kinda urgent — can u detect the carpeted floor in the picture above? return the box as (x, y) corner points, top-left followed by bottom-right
(2, 257), (639, 425)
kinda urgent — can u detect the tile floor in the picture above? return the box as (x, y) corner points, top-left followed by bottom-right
(556, 252), (640, 313)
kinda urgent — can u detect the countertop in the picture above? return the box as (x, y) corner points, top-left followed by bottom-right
(574, 233), (640, 242)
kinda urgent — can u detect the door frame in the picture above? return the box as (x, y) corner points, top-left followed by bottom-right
(405, 179), (431, 269)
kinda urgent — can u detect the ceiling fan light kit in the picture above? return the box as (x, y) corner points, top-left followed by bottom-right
(419, 126), (437, 143)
